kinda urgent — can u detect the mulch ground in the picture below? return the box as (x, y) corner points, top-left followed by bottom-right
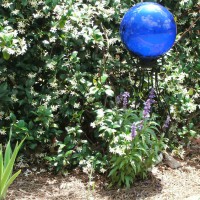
(7, 143), (200, 200)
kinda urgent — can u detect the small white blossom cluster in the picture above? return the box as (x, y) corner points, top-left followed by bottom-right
(109, 145), (125, 156)
(0, 25), (27, 56)
(80, 159), (93, 175)
(16, 156), (29, 168)
(2, 1), (13, 8)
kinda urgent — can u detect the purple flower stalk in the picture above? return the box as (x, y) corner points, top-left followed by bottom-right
(131, 122), (137, 139)
(143, 99), (151, 119)
(116, 92), (130, 108)
(122, 92), (130, 108)
(163, 115), (171, 129)
(142, 88), (156, 119)
(116, 95), (122, 105)
(138, 120), (144, 130)
(149, 88), (156, 104)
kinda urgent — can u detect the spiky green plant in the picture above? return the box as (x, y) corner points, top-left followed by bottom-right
(0, 128), (26, 200)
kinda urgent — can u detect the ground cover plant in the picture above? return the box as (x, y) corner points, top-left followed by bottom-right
(0, 0), (199, 189)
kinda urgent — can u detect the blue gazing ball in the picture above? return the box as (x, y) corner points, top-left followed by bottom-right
(120, 2), (177, 59)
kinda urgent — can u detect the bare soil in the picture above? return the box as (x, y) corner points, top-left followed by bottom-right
(7, 144), (200, 200)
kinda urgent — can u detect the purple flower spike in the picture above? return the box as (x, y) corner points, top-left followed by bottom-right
(138, 120), (144, 130)
(142, 88), (156, 119)
(131, 122), (137, 139)
(163, 115), (171, 129)
(143, 99), (151, 119)
(116, 95), (122, 105)
(122, 92), (130, 108)
(149, 88), (156, 104)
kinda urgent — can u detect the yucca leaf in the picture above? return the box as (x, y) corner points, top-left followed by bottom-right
(0, 169), (21, 199)
(0, 145), (3, 191)
(4, 127), (13, 170)
(1, 137), (25, 192)
(4, 140), (12, 170)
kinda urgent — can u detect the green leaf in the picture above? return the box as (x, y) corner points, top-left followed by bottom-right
(108, 166), (118, 177)
(105, 88), (114, 97)
(188, 88), (193, 96)
(2, 49), (10, 60)
(100, 73), (108, 84)
(1, 170), (21, 199)
(10, 113), (16, 123)
(1, 137), (25, 193)
(119, 160), (126, 169)
(89, 87), (99, 95)
(120, 171), (125, 182)
(65, 150), (73, 157)
(0, 145), (3, 182)
(4, 140), (12, 170)
(125, 176), (131, 188)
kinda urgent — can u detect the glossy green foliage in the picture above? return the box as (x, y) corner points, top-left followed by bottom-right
(0, 0), (199, 187)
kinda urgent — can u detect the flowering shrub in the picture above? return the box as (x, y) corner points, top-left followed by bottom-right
(93, 90), (166, 187)
(0, 0), (199, 188)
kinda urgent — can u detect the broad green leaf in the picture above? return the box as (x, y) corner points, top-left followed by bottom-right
(100, 73), (108, 84)
(108, 166), (118, 177)
(105, 88), (114, 97)
(89, 86), (99, 95)
(2, 49), (10, 60)
(65, 150), (73, 157)
(125, 176), (131, 188)
(120, 172), (125, 182)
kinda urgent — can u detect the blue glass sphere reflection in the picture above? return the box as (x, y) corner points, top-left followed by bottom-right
(120, 2), (177, 59)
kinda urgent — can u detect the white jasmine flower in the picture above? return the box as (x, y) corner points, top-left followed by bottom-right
(28, 73), (36, 79)
(33, 11), (43, 19)
(38, 130), (45, 135)
(47, 63), (55, 70)
(96, 109), (104, 118)
(0, 129), (6, 135)
(24, 169), (32, 177)
(7, 48), (15, 55)
(11, 9), (20, 15)
(46, 95), (51, 102)
(50, 82), (58, 88)
(49, 36), (56, 43)
(18, 21), (26, 29)
(60, 90), (66, 95)
(76, 147), (82, 152)
(2, 2), (13, 8)
(54, 5), (63, 14)
(50, 27), (57, 33)
(5, 116), (10, 120)
(13, 30), (18, 37)
(11, 95), (18, 102)
(74, 103), (80, 109)
(3, 20), (9, 25)
(42, 40), (49, 45)
(29, 0), (38, 7)
(90, 122), (96, 128)
(100, 168), (106, 174)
